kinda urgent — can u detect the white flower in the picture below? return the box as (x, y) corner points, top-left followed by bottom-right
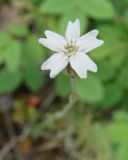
(38, 19), (104, 78)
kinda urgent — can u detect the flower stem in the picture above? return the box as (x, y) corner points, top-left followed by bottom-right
(56, 75), (78, 118)
(71, 75), (77, 93)
(70, 75), (79, 104)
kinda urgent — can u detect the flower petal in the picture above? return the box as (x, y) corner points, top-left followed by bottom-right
(77, 29), (104, 53)
(41, 53), (69, 78)
(65, 19), (80, 42)
(44, 30), (66, 45)
(69, 52), (97, 78)
(38, 30), (67, 52)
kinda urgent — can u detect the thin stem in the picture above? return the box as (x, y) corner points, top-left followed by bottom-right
(58, 99), (74, 117)
(71, 75), (77, 93)
(57, 75), (78, 117)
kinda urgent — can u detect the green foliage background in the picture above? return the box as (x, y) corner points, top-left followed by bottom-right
(0, 0), (128, 159)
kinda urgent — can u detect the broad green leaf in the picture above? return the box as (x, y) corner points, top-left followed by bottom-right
(109, 51), (126, 69)
(76, 75), (104, 103)
(0, 39), (21, 72)
(90, 42), (114, 61)
(117, 143), (128, 160)
(99, 25), (125, 40)
(113, 111), (128, 123)
(5, 41), (21, 72)
(0, 32), (12, 48)
(97, 61), (116, 82)
(45, 17), (59, 32)
(39, 0), (77, 14)
(117, 65), (128, 90)
(25, 65), (44, 92)
(104, 123), (128, 144)
(91, 25), (127, 61)
(59, 10), (88, 34)
(55, 74), (70, 98)
(9, 25), (29, 37)
(80, 0), (115, 19)
(0, 69), (23, 94)
(100, 83), (123, 107)
(22, 36), (44, 65)
(0, 34), (21, 72)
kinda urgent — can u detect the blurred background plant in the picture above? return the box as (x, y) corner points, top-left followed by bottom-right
(0, 0), (128, 160)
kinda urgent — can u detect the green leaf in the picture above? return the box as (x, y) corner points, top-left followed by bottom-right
(91, 25), (127, 61)
(117, 65), (128, 90)
(76, 75), (104, 103)
(117, 143), (128, 160)
(100, 83), (123, 107)
(109, 51), (126, 69)
(39, 0), (76, 14)
(113, 111), (128, 123)
(9, 25), (29, 37)
(0, 69), (23, 94)
(25, 65), (44, 92)
(5, 41), (21, 72)
(0, 32), (12, 48)
(80, 0), (115, 19)
(97, 61), (116, 82)
(55, 74), (70, 98)
(104, 123), (128, 144)
(22, 36), (44, 65)
(59, 10), (88, 34)
(0, 35), (21, 72)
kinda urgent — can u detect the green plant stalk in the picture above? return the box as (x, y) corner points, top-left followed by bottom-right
(69, 75), (78, 102)
(57, 75), (79, 118)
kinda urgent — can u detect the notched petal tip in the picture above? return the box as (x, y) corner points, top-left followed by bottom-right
(69, 18), (80, 23)
(92, 29), (99, 36)
(44, 30), (50, 35)
(79, 74), (87, 79)
(66, 18), (80, 42)
(38, 38), (45, 44)
(49, 72), (55, 79)
(74, 18), (80, 24)
(38, 38), (42, 44)
(98, 39), (104, 46)
(100, 40), (104, 45)
(93, 65), (98, 73)
(41, 64), (46, 70)
(44, 30), (55, 38)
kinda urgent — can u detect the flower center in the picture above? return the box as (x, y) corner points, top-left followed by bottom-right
(64, 42), (78, 57)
